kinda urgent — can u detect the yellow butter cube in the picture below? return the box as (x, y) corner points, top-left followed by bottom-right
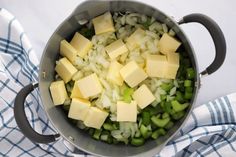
(117, 101), (137, 122)
(70, 32), (92, 58)
(60, 40), (77, 64)
(92, 12), (115, 35)
(70, 81), (84, 99)
(77, 73), (103, 98)
(164, 52), (180, 79)
(84, 107), (109, 129)
(68, 98), (91, 121)
(105, 39), (128, 60)
(120, 61), (148, 87)
(159, 33), (181, 54)
(107, 61), (124, 86)
(49, 80), (68, 105)
(55, 57), (78, 83)
(132, 84), (155, 109)
(126, 28), (146, 50)
(146, 55), (168, 78)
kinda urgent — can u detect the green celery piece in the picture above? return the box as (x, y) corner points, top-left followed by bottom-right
(151, 116), (170, 128)
(184, 91), (193, 100)
(151, 128), (166, 139)
(175, 91), (185, 103)
(162, 113), (170, 119)
(131, 138), (145, 146)
(140, 124), (149, 139)
(151, 130), (159, 139)
(107, 136), (113, 144)
(172, 111), (185, 120)
(157, 128), (166, 136)
(162, 102), (172, 114)
(186, 87), (193, 93)
(142, 17), (152, 29)
(93, 129), (102, 140)
(171, 100), (189, 112)
(123, 87), (134, 103)
(184, 80), (192, 87)
(135, 130), (141, 138)
(186, 68), (195, 80)
(103, 123), (115, 131)
(160, 95), (167, 101)
(141, 111), (151, 126)
(100, 135), (109, 141)
(164, 121), (174, 130)
(161, 83), (173, 92)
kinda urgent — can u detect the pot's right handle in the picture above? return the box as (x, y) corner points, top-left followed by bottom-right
(178, 13), (226, 76)
(14, 83), (60, 144)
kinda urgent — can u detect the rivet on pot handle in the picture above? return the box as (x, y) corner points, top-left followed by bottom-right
(14, 83), (60, 144)
(178, 13), (226, 76)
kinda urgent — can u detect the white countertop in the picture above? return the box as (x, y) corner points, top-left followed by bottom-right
(1, 0), (236, 106)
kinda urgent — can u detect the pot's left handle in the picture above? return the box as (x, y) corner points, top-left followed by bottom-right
(14, 83), (60, 144)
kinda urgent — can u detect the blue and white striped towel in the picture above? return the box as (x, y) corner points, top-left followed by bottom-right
(0, 8), (236, 157)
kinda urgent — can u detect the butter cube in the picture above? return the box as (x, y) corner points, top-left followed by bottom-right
(164, 52), (180, 79)
(107, 61), (124, 86)
(84, 107), (109, 129)
(117, 101), (137, 122)
(126, 28), (146, 50)
(132, 84), (155, 109)
(60, 40), (77, 64)
(77, 73), (103, 98)
(55, 57), (78, 83)
(70, 32), (92, 58)
(70, 81), (84, 99)
(92, 12), (115, 35)
(105, 39), (128, 59)
(146, 55), (168, 78)
(49, 80), (68, 105)
(68, 98), (91, 121)
(159, 33), (181, 54)
(120, 61), (148, 87)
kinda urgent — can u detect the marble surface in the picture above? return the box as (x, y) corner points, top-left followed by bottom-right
(1, 0), (236, 106)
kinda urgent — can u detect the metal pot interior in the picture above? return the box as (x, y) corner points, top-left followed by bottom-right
(39, 1), (199, 156)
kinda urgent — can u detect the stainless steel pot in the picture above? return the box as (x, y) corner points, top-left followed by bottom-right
(14, 0), (226, 156)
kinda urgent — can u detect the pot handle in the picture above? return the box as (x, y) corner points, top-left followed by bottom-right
(14, 83), (60, 144)
(178, 13), (226, 76)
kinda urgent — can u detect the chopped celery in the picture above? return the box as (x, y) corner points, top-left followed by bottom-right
(186, 87), (193, 93)
(131, 138), (145, 146)
(160, 95), (167, 101)
(100, 135), (109, 141)
(186, 68), (195, 80)
(184, 80), (192, 87)
(175, 91), (185, 103)
(141, 111), (151, 126)
(172, 111), (185, 120)
(164, 121), (174, 130)
(151, 116), (170, 128)
(184, 91), (193, 100)
(161, 83), (173, 92)
(140, 124), (151, 139)
(123, 87), (134, 103)
(151, 128), (166, 139)
(103, 123), (115, 131)
(162, 102), (172, 114)
(93, 129), (102, 140)
(171, 100), (189, 112)
(162, 113), (169, 119)
(135, 130), (141, 138)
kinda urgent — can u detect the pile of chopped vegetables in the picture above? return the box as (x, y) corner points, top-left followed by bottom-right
(49, 12), (195, 146)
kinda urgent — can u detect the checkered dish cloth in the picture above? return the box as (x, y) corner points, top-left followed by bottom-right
(1, 8), (236, 157)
